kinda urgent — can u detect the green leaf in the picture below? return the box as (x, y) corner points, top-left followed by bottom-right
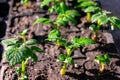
(99, 15), (108, 25)
(66, 16), (77, 24)
(84, 6), (100, 13)
(72, 37), (96, 47)
(46, 29), (61, 41)
(57, 54), (66, 62)
(94, 54), (110, 64)
(48, 6), (55, 13)
(91, 13), (101, 23)
(54, 19), (67, 26)
(28, 49), (38, 62)
(33, 18), (52, 26)
(80, 1), (97, 8)
(20, 29), (28, 36)
(2, 38), (21, 46)
(5, 45), (28, 66)
(40, 0), (54, 8)
(57, 39), (67, 46)
(66, 10), (80, 16)
(25, 39), (39, 45)
(60, 2), (67, 14)
(31, 46), (44, 53)
(89, 24), (98, 32)
(64, 57), (74, 65)
(109, 16), (120, 29)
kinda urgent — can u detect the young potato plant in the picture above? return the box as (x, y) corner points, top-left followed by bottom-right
(40, 0), (68, 14)
(2, 29), (44, 80)
(90, 10), (120, 41)
(94, 54), (110, 73)
(45, 29), (67, 47)
(76, 0), (100, 22)
(46, 29), (96, 75)
(33, 8), (80, 29)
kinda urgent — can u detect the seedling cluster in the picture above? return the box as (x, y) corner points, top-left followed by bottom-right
(2, 0), (120, 79)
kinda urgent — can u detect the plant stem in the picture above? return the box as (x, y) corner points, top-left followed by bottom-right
(87, 12), (91, 22)
(60, 63), (67, 75)
(21, 60), (26, 77)
(100, 64), (105, 73)
(92, 31), (97, 41)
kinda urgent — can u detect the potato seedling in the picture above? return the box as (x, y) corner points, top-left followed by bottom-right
(91, 10), (120, 41)
(46, 29), (96, 75)
(76, 0), (100, 22)
(57, 54), (74, 75)
(2, 29), (44, 80)
(94, 54), (110, 73)
(40, 0), (68, 13)
(33, 6), (80, 28)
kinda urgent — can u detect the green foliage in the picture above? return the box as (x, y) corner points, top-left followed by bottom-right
(91, 10), (120, 30)
(84, 6), (100, 13)
(33, 9), (80, 27)
(2, 38), (44, 66)
(46, 29), (61, 41)
(57, 54), (74, 65)
(94, 54), (110, 65)
(91, 10), (110, 25)
(33, 18), (52, 26)
(40, 0), (55, 8)
(72, 37), (96, 47)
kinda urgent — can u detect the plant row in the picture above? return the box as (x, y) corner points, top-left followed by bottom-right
(2, 0), (120, 80)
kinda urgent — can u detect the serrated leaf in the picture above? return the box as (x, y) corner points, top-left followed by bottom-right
(25, 39), (39, 45)
(31, 46), (44, 53)
(64, 57), (74, 65)
(2, 38), (21, 46)
(5, 45), (27, 66)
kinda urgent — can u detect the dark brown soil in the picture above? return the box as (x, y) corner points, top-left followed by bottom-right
(0, 0), (120, 80)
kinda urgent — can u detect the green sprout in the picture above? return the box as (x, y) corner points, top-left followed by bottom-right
(46, 29), (96, 75)
(76, 0), (100, 22)
(2, 29), (44, 80)
(57, 54), (74, 75)
(94, 54), (110, 73)
(90, 10), (120, 41)
(40, 0), (67, 13)
(56, 36), (96, 75)
(33, 5), (80, 29)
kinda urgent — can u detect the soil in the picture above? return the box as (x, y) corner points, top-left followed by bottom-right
(0, 0), (120, 80)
